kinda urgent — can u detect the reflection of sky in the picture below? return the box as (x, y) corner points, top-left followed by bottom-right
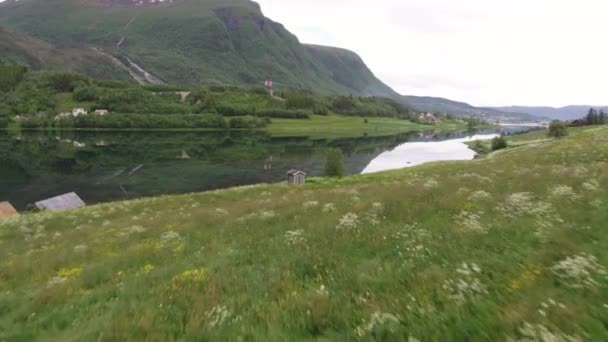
(362, 134), (498, 174)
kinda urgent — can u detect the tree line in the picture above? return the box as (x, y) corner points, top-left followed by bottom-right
(585, 108), (607, 125)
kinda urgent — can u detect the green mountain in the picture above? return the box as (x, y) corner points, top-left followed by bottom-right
(0, 26), (132, 81)
(0, 0), (385, 95)
(0, 0), (533, 120)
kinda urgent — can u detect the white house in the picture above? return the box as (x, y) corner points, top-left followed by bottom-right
(94, 109), (109, 116)
(72, 108), (88, 116)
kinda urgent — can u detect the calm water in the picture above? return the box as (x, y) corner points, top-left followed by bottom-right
(362, 133), (498, 174)
(0, 127), (534, 209)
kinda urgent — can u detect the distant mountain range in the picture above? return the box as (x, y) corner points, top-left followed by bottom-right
(0, 0), (548, 121)
(491, 106), (608, 121)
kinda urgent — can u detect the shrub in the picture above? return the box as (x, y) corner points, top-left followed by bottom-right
(45, 72), (89, 93)
(324, 148), (345, 178)
(332, 96), (354, 112)
(216, 104), (255, 117)
(0, 64), (28, 92)
(491, 136), (508, 151)
(73, 86), (99, 102)
(548, 121), (568, 138)
(257, 109), (311, 119)
(313, 105), (329, 116)
(228, 116), (267, 129)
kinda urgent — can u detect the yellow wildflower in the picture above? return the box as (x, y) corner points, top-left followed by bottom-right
(140, 264), (155, 274)
(57, 267), (82, 278)
(171, 269), (206, 289)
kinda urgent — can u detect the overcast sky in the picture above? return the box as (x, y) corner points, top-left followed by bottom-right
(256, 0), (607, 107)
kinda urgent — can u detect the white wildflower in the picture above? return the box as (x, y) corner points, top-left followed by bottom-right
(468, 190), (492, 202)
(215, 208), (229, 216)
(590, 199), (603, 209)
(73, 244), (88, 253)
(516, 322), (582, 342)
(457, 187), (470, 195)
(47, 276), (68, 288)
(363, 312), (400, 332)
(443, 262), (487, 305)
(322, 203), (336, 213)
(157, 231), (183, 248)
(206, 305), (232, 328)
(284, 230), (306, 245)
(550, 253), (607, 289)
(455, 211), (487, 234)
(456, 262), (482, 276)
(549, 185), (579, 200)
(460, 173), (493, 183)
(336, 213), (360, 231)
(316, 284), (329, 297)
(394, 223), (432, 263)
(424, 179), (439, 189)
(582, 179), (600, 192)
(303, 201), (319, 209)
(366, 202), (385, 226)
(258, 210), (276, 219)
(128, 225), (146, 234)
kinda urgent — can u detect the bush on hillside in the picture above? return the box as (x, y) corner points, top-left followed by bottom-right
(491, 136), (508, 151)
(324, 148), (345, 178)
(257, 109), (310, 119)
(548, 121), (568, 138)
(332, 96), (354, 112)
(45, 72), (89, 93)
(0, 64), (28, 92)
(73, 86), (99, 102)
(228, 116), (268, 129)
(22, 113), (228, 130)
(216, 104), (256, 117)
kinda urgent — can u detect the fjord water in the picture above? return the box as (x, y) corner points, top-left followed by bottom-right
(0, 128), (532, 209)
(362, 134), (498, 174)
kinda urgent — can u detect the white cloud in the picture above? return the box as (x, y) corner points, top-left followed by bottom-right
(257, 0), (608, 106)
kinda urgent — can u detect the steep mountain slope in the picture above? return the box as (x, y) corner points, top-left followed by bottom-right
(0, 26), (132, 81)
(492, 106), (608, 121)
(304, 44), (398, 98)
(0, 0), (365, 94)
(0, 0), (534, 120)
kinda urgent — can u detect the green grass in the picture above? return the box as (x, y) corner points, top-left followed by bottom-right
(1, 126), (607, 340)
(268, 115), (466, 139)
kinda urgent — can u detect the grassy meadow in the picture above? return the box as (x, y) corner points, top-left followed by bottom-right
(267, 115), (464, 139)
(1, 126), (607, 340)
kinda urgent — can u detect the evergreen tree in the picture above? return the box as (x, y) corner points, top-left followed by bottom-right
(587, 108), (598, 125)
(599, 110), (606, 125)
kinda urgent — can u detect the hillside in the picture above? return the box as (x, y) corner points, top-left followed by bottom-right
(1, 125), (607, 339)
(0, 0), (370, 94)
(402, 95), (542, 122)
(0, 0), (536, 121)
(0, 27), (132, 81)
(493, 106), (608, 121)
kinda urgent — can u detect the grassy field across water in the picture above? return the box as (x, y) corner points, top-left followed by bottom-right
(267, 115), (466, 139)
(1, 126), (607, 340)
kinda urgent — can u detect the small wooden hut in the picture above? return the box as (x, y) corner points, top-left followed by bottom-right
(35, 192), (86, 212)
(287, 170), (306, 185)
(0, 202), (18, 220)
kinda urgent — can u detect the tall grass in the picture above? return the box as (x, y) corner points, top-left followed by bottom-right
(0, 126), (607, 340)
